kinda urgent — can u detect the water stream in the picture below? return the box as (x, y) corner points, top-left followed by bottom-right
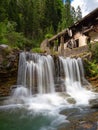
(0, 52), (98, 130)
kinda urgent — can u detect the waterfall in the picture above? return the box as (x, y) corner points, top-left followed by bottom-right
(13, 52), (97, 105)
(59, 57), (94, 104)
(59, 57), (83, 87)
(17, 52), (55, 94)
(17, 52), (91, 95)
(59, 57), (90, 88)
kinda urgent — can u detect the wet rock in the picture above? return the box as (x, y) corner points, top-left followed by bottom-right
(58, 92), (70, 98)
(60, 108), (98, 130)
(67, 97), (76, 104)
(89, 99), (98, 108)
(91, 104), (98, 109)
(89, 98), (98, 104)
(87, 76), (98, 92)
(77, 121), (98, 130)
(0, 44), (9, 49)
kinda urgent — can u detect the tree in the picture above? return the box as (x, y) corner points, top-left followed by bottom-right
(76, 6), (82, 21)
(0, 0), (8, 22)
(7, 0), (21, 31)
(43, 0), (63, 33)
(0, 0), (66, 47)
(60, 0), (75, 30)
(71, 6), (77, 23)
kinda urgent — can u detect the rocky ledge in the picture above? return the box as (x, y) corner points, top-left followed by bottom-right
(88, 76), (98, 92)
(0, 45), (19, 96)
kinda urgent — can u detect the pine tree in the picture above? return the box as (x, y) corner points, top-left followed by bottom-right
(7, 0), (20, 31)
(71, 6), (77, 23)
(60, 0), (74, 30)
(0, 0), (8, 22)
(76, 6), (82, 21)
(43, 0), (63, 33)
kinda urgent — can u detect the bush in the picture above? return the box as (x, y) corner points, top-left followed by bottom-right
(6, 32), (32, 49)
(84, 42), (98, 78)
(32, 48), (44, 53)
(84, 59), (98, 77)
(0, 21), (33, 50)
(91, 42), (98, 63)
(45, 33), (53, 39)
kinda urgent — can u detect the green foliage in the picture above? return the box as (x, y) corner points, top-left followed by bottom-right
(84, 42), (98, 78)
(0, 0), (82, 48)
(2, 47), (12, 56)
(60, 0), (74, 29)
(90, 42), (98, 63)
(0, 0), (8, 22)
(84, 59), (98, 77)
(59, 1), (82, 31)
(0, 21), (32, 49)
(44, 0), (63, 32)
(0, 21), (9, 44)
(32, 48), (44, 53)
(45, 33), (53, 39)
(6, 32), (32, 49)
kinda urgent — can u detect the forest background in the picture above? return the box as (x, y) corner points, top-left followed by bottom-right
(0, 0), (82, 49)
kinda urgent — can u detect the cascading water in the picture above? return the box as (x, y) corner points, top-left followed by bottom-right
(59, 57), (95, 104)
(59, 57), (88, 88)
(0, 52), (98, 130)
(17, 52), (55, 95)
(12, 52), (97, 105)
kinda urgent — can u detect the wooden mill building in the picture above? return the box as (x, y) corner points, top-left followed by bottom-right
(41, 8), (98, 56)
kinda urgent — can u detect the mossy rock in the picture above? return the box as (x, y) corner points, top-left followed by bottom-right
(67, 97), (76, 104)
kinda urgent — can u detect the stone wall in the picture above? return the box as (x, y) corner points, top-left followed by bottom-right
(63, 45), (89, 57)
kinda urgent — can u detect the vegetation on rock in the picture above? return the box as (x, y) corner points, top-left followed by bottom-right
(84, 42), (98, 78)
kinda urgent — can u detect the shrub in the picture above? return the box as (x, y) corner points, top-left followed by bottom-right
(45, 33), (53, 39)
(32, 48), (44, 53)
(0, 21), (33, 50)
(91, 42), (98, 63)
(84, 59), (98, 77)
